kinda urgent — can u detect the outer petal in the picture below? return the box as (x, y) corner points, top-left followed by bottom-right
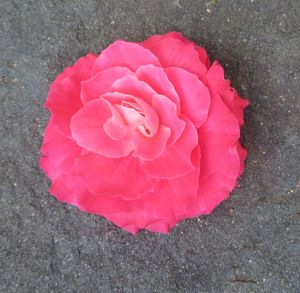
(141, 33), (207, 79)
(92, 40), (161, 74)
(76, 153), (160, 200)
(70, 98), (133, 158)
(165, 67), (211, 128)
(198, 92), (240, 178)
(81, 67), (132, 104)
(45, 53), (97, 136)
(206, 61), (249, 125)
(186, 145), (241, 216)
(140, 116), (198, 179)
(166, 32), (210, 69)
(40, 118), (82, 180)
(184, 92), (243, 216)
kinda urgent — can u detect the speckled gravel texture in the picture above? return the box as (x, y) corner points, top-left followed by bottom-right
(1, 0), (299, 292)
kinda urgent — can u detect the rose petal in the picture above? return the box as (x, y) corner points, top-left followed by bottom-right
(132, 125), (171, 161)
(40, 118), (82, 179)
(45, 70), (92, 137)
(92, 40), (161, 74)
(140, 116), (198, 179)
(186, 145), (241, 216)
(151, 94), (185, 144)
(110, 75), (156, 105)
(103, 92), (159, 137)
(206, 61), (249, 125)
(76, 153), (160, 200)
(135, 64), (180, 109)
(165, 67), (211, 128)
(141, 33), (207, 79)
(81, 67), (132, 104)
(70, 98), (133, 158)
(197, 92), (240, 178)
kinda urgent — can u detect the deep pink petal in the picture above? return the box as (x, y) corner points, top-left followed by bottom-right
(141, 33), (207, 79)
(70, 98), (133, 158)
(135, 64), (180, 109)
(186, 145), (241, 216)
(140, 116), (198, 179)
(161, 32), (210, 68)
(49, 53), (97, 92)
(132, 125), (171, 161)
(40, 118), (82, 180)
(197, 92), (240, 178)
(165, 67), (211, 128)
(151, 94), (185, 144)
(92, 40), (161, 74)
(206, 61), (249, 125)
(236, 141), (248, 176)
(45, 54), (97, 137)
(81, 67), (132, 104)
(76, 153), (160, 200)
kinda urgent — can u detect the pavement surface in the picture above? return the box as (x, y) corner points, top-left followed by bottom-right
(1, 0), (299, 292)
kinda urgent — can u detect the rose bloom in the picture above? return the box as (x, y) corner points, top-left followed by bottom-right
(40, 32), (248, 234)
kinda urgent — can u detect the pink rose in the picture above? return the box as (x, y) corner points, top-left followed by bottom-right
(40, 32), (248, 234)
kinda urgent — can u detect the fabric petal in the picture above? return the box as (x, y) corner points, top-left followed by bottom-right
(165, 67), (211, 128)
(92, 40), (161, 74)
(70, 98), (133, 158)
(140, 116), (198, 179)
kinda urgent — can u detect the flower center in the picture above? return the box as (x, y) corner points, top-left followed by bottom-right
(115, 101), (152, 137)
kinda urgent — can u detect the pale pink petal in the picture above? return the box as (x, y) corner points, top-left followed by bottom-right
(81, 67), (132, 104)
(76, 153), (160, 200)
(92, 40), (161, 74)
(103, 92), (159, 137)
(141, 33), (207, 79)
(110, 75), (156, 105)
(132, 125), (171, 161)
(165, 67), (211, 128)
(151, 94), (185, 144)
(70, 98), (133, 158)
(140, 116), (198, 179)
(135, 64), (180, 108)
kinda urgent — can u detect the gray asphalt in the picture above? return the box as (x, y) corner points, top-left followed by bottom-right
(1, 0), (299, 292)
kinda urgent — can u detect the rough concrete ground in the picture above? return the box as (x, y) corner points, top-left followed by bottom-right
(1, 0), (299, 292)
